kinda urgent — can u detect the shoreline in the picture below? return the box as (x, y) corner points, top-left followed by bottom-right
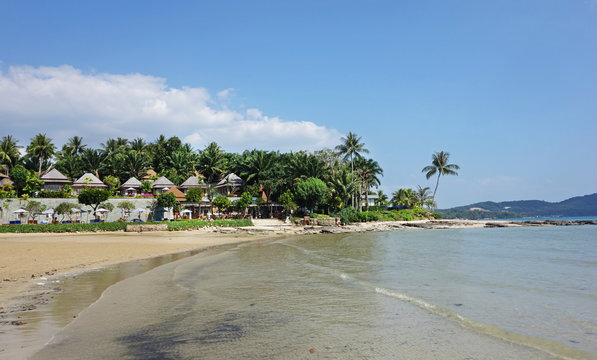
(1, 219), (595, 359)
(2, 218), (594, 309)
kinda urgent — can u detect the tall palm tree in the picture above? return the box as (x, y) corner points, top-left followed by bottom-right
(422, 151), (460, 209)
(129, 138), (147, 154)
(65, 136), (86, 156)
(355, 157), (383, 211)
(81, 149), (105, 178)
(27, 133), (56, 175)
(330, 166), (356, 210)
(197, 142), (228, 183)
(0, 135), (22, 173)
(335, 132), (369, 207)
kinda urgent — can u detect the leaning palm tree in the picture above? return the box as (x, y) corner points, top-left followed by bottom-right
(422, 151), (460, 209)
(27, 133), (56, 175)
(335, 132), (369, 207)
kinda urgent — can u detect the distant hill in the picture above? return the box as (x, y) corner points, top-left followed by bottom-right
(438, 193), (597, 219)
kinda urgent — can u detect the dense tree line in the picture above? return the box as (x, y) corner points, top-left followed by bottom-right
(1, 133), (459, 213)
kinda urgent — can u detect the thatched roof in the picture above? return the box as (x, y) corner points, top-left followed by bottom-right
(165, 187), (186, 202)
(40, 168), (71, 183)
(73, 173), (106, 188)
(152, 176), (175, 189)
(216, 173), (243, 187)
(120, 177), (142, 189)
(180, 176), (206, 189)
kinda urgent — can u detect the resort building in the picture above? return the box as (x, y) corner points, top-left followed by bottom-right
(40, 168), (71, 192)
(72, 173), (107, 192)
(120, 177), (142, 197)
(0, 173), (13, 187)
(152, 176), (175, 194)
(216, 173), (243, 196)
(179, 175), (206, 193)
(165, 187), (186, 202)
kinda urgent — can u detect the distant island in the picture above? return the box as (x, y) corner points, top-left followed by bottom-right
(438, 193), (597, 219)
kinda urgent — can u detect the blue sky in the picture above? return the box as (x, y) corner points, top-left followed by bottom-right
(1, 0), (596, 208)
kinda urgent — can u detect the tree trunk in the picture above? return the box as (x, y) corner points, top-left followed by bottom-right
(431, 174), (441, 210)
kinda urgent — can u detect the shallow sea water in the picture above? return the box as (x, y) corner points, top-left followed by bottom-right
(31, 227), (597, 359)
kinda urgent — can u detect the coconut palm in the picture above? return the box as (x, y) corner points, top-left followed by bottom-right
(0, 135), (22, 173)
(375, 190), (389, 207)
(335, 132), (369, 207)
(355, 157), (383, 211)
(197, 142), (228, 183)
(422, 151), (460, 209)
(414, 185), (434, 209)
(65, 136), (86, 156)
(27, 133), (56, 175)
(392, 188), (416, 207)
(81, 149), (105, 178)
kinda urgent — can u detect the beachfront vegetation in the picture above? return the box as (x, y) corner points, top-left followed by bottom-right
(422, 151), (460, 210)
(0, 219), (253, 233)
(1, 132), (461, 224)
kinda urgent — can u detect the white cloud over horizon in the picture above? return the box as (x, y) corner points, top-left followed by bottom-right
(0, 64), (341, 152)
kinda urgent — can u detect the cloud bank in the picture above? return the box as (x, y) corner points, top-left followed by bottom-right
(0, 64), (341, 152)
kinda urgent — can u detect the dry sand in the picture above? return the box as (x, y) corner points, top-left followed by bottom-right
(0, 230), (279, 309)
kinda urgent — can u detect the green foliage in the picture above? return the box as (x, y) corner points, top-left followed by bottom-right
(103, 175), (121, 195)
(99, 202), (115, 211)
(335, 206), (358, 224)
(295, 177), (328, 211)
(23, 171), (44, 196)
(0, 222), (128, 233)
(233, 191), (252, 216)
(0, 183), (16, 199)
(38, 190), (69, 198)
(25, 200), (46, 214)
(156, 192), (177, 209)
(78, 188), (111, 213)
(165, 219), (253, 231)
(140, 180), (153, 194)
(213, 195), (232, 213)
(117, 201), (135, 211)
(185, 187), (204, 203)
(9, 165), (28, 196)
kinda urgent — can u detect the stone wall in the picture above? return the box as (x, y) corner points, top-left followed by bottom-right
(0, 198), (157, 224)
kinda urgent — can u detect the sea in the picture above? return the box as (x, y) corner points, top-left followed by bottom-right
(11, 224), (597, 359)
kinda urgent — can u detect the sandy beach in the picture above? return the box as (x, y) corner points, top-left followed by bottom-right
(0, 230), (280, 310)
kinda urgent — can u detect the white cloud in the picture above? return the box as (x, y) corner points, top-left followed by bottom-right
(0, 64), (341, 152)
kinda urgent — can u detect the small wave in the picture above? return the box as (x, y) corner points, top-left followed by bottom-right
(374, 286), (596, 360)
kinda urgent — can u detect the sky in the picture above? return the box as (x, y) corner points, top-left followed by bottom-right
(1, 0), (596, 208)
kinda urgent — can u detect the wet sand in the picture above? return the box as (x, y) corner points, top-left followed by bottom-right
(0, 230), (279, 309)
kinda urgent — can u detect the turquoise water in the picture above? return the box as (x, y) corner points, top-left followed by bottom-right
(32, 227), (597, 359)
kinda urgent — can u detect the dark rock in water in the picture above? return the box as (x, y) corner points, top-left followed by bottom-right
(309, 348), (316, 353)
(454, 303), (463, 307)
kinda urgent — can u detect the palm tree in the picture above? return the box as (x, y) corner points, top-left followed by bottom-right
(197, 142), (228, 183)
(65, 136), (86, 156)
(422, 151), (460, 209)
(414, 185), (434, 209)
(81, 149), (105, 178)
(0, 135), (22, 173)
(392, 188), (416, 207)
(354, 157), (383, 211)
(129, 138), (147, 154)
(335, 132), (369, 207)
(375, 190), (389, 207)
(27, 133), (56, 175)
(330, 166), (355, 210)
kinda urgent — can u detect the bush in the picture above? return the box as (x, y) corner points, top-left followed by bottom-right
(165, 219), (253, 231)
(0, 222), (128, 233)
(38, 190), (69, 198)
(335, 207), (358, 224)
